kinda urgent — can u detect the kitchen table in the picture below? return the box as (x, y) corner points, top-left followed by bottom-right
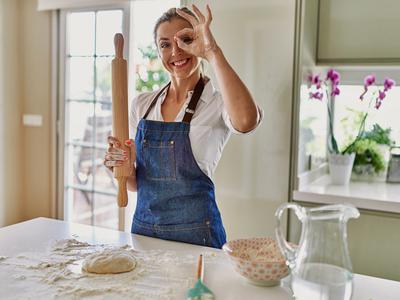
(0, 217), (399, 299)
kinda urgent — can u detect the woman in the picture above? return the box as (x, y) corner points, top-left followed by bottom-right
(104, 5), (263, 248)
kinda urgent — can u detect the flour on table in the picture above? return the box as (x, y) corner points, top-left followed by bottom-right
(0, 238), (222, 300)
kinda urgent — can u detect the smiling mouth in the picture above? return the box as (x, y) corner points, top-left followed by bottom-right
(171, 58), (190, 68)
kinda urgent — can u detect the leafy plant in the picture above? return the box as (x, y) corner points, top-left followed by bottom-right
(361, 124), (393, 146)
(348, 138), (385, 173)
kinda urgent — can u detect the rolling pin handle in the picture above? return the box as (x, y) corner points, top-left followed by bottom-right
(117, 176), (128, 207)
(114, 33), (124, 59)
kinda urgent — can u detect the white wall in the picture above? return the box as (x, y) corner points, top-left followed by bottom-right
(189, 0), (296, 239)
(0, 0), (52, 227)
(0, 0), (23, 226)
(20, 0), (53, 220)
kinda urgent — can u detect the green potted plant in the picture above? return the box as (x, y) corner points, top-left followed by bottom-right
(307, 71), (396, 184)
(349, 124), (394, 181)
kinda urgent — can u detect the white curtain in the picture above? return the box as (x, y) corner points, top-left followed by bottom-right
(37, 0), (129, 11)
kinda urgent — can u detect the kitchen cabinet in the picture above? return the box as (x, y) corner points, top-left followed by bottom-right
(318, 0), (400, 63)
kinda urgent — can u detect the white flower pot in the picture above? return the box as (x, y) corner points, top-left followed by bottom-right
(328, 153), (356, 185)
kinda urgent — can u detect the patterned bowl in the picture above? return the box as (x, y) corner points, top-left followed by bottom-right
(222, 237), (289, 286)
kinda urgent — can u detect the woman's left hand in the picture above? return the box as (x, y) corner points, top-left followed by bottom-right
(175, 4), (218, 60)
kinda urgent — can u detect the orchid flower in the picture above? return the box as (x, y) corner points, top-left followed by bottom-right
(326, 69), (340, 84)
(359, 75), (376, 100)
(307, 70), (395, 154)
(364, 75), (376, 88)
(309, 91), (323, 100)
(384, 78), (395, 92)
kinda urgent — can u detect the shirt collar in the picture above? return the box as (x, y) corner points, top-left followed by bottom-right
(160, 79), (215, 104)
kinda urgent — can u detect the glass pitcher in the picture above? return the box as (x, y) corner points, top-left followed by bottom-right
(275, 203), (360, 300)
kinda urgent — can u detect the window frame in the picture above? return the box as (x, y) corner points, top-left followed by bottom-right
(57, 2), (130, 230)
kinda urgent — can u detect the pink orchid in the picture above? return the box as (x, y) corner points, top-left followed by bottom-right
(309, 91), (323, 100)
(312, 75), (321, 85)
(364, 75), (376, 88)
(331, 86), (340, 96)
(384, 78), (396, 91)
(326, 69), (340, 84)
(308, 74), (322, 89)
(360, 74), (377, 100)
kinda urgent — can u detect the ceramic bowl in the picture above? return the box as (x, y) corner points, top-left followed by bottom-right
(222, 237), (289, 286)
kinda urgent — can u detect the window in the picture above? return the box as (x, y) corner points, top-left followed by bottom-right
(297, 69), (400, 178)
(334, 85), (400, 147)
(298, 83), (328, 173)
(59, 0), (179, 231)
(61, 7), (128, 230)
(131, 0), (179, 94)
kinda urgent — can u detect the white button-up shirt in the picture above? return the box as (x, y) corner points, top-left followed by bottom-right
(129, 80), (264, 179)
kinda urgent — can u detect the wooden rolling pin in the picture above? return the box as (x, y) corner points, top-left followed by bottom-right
(111, 33), (130, 207)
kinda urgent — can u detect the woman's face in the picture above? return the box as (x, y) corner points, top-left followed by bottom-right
(156, 18), (200, 79)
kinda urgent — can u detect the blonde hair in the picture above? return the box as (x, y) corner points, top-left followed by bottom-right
(153, 7), (197, 46)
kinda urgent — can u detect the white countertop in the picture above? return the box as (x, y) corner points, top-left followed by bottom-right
(1, 217), (400, 299)
(294, 175), (400, 213)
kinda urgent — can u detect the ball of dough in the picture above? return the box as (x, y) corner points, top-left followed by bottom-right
(82, 249), (136, 274)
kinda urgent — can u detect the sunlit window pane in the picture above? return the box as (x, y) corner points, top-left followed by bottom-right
(66, 101), (94, 143)
(94, 102), (112, 145)
(298, 84), (328, 173)
(69, 189), (93, 226)
(94, 161), (117, 194)
(93, 194), (119, 230)
(68, 12), (95, 56)
(96, 10), (123, 56)
(95, 57), (113, 102)
(68, 57), (94, 100)
(334, 85), (400, 146)
(132, 0), (179, 93)
(66, 145), (94, 188)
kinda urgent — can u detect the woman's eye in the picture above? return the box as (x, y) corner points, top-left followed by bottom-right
(160, 43), (170, 49)
(182, 37), (193, 44)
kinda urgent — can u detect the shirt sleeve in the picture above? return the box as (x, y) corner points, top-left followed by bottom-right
(129, 94), (141, 141)
(222, 104), (264, 135)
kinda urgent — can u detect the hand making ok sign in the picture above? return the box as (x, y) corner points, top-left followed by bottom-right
(175, 4), (218, 60)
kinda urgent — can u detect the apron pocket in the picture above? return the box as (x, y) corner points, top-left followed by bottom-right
(143, 139), (176, 180)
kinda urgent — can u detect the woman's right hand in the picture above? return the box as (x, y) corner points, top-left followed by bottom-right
(104, 136), (135, 174)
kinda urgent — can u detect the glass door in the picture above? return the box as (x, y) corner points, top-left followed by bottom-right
(58, 0), (179, 231)
(60, 6), (129, 230)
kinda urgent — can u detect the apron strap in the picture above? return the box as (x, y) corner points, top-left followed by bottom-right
(182, 76), (205, 124)
(142, 76), (205, 124)
(142, 82), (171, 119)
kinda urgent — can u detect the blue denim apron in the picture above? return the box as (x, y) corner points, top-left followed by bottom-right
(131, 77), (227, 248)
